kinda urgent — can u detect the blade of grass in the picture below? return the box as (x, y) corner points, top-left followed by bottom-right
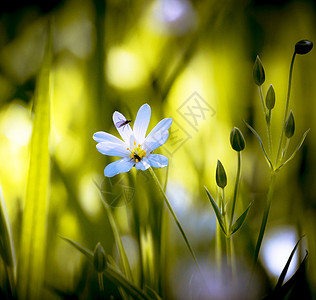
(17, 21), (53, 300)
(275, 237), (302, 289)
(230, 201), (253, 235)
(0, 185), (16, 297)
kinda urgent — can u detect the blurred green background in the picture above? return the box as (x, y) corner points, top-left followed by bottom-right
(1, 0), (316, 299)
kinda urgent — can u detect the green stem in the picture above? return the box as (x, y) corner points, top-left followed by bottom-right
(267, 110), (273, 156)
(229, 151), (242, 229)
(230, 237), (236, 278)
(258, 85), (267, 116)
(98, 272), (104, 291)
(148, 168), (198, 266)
(276, 52), (296, 166)
(215, 188), (222, 271)
(253, 172), (277, 266)
(281, 138), (290, 161)
(226, 236), (231, 267)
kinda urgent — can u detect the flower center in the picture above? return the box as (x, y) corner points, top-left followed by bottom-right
(127, 142), (146, 163)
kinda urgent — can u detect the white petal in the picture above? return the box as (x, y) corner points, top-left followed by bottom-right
(104, 158), (134, 177)
(143, 131), (169, 153)
(93, 131), (125, 146)
(147, 154), (168, 168)
(96, 142), (130, 157)
(113, 111), (134, 144)
(135, 157), (151, 171)
(133, 104), (151, 144)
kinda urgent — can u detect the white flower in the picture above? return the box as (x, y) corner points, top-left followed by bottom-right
(93, 104), (172, 177)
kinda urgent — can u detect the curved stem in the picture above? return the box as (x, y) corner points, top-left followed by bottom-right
(229, 151), (242, 229)
(276, 52), (296, 166)
(253, 172), (277, 266)
(148, 168), (198, 265)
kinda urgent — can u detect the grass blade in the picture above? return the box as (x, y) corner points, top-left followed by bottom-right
(230, 201), (252, 235)
(276, 129), (310, 171)
(17, 21), (53, 300)
(275, 237), (302, 289)
(59, 236), (93, 260)
(0, 185), (16, 297)
(204, 186), (227, 235)
(244, 121), (274, 170)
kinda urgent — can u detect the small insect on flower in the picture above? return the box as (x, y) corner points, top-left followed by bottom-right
(93, 103), (172, 177)
(115, 118), (132, 129)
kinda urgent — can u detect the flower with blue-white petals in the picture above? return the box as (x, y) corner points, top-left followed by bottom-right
(93, 104), (172, 177)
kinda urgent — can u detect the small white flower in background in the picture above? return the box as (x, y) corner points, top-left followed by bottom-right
(93, 104), (172, 177)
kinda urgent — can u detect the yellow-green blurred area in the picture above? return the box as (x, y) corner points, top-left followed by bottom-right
(1, 0), (316, 299)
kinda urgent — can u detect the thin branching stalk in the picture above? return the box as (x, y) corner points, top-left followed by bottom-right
(229, 151), (242, 229)
(276, 52), (296, 166)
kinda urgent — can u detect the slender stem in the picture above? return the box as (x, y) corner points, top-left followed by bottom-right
(98, 272), (104, 291)
(258, 85), (267, 116)
(253, 172), (277, 266)
(226, 236), (231, 267)
(276, 52), (296, 166)
(148, 168), (198, 266)
(267, 110), (273, 156)
(229, 151), (242, 229)
(230, 237), (236, 278)
(215, 188), (222, 271)
(281, 138), (290, 161)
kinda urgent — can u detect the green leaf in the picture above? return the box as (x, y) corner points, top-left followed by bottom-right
(230, 201), (252, 235)
(59, 236), (93, 260)
(17, 21), (53, 300)
(276, 129), (310, 171)
(204, 186), (226, 235)
(244, 121), (274, 170)
(275, 237), (302, 289)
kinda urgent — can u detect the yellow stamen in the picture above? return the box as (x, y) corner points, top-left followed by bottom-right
(138, 144), (141, 147)
(134, 141), (136, 146)
(127, 148), (129, 151)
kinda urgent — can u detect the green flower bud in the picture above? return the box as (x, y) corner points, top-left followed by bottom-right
(295, 40), (313, 55)
(93, 242), (107, 273)
(266, 84), (275, 110)
(230, 127), (246, 151)
(253, 55), (265, 86)
(284, 111), (295, 138)
(216, 160), (227, 189)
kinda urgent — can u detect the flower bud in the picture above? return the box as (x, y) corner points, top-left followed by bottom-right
(93, 242), (107, 272)
(253, 55), (265, 86)
(266, 84), (275, 110)
(216, 160), (227, 189)
(295, 40), (313, 55)
(230, 127), (246, 151)
(284, 111), (295, 138)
